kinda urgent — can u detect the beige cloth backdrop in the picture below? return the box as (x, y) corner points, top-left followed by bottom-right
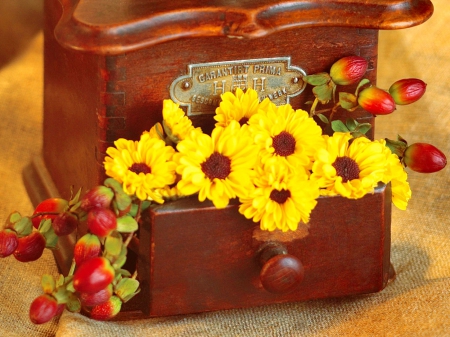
(0, 1), (449, 336)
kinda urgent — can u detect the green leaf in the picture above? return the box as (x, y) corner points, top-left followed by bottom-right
(355, 78), (371, 96)
(69, 188), (82, 207)
(115, 268), (132, 278)
(65, 293), (81, 313)
(56, 274), (65, 287)
(53, 286), (70, 304)
(115, 278), (140, 303)
(105, 231), (123, 257)
(339, 92), (358, 110)
(317, 114), (329, 124)
(385, 138), (408, 157)
(355, 123), (372, 135)
(331, 120), (350, 133)
(13, 216), (33, 237)
(8, 212), (22, 224)
(41, 225), (59, 249)
(116, 215), (138, 233)
(303, 73), (331, 86)
(41, 274), (55, 294)
(345, 118), (358, 131)
(312, 83), (333, 104)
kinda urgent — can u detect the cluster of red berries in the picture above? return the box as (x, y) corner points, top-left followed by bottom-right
(0, 178), (142, 324)
(303, 55), (446, 173)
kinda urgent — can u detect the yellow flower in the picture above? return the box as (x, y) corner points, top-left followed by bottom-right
(239, 158), (319, 232)
(248, 103), (325, 170)
(142, 122), (164, 140)
(310, 132), (386, 199)
(174, 120), (258, 208)
(104, 136), (177, 203)
(377, 139), (411, 210)
(214, 88), (273, 127)
(162, 99), (198, 142)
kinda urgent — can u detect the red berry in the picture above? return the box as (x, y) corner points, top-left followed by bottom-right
(52, 211), (79, 236)
(13, 231), (46, 262)
(73, 257), (115, 294)
(403, 143), (447, 173)
(358, 86), (396, 115)
(80, 186), (114, 212)
(79, 284), (113, 307)
(0, 229), (19, 258)
(32, 198), (69, 229)
(389, 78), (427, 105)
(73, 233), (101, 266)
(29, 294), (58, 324)
(90, 296), (122, 321)
(330, 56), (368, 85)
(87, 208), (117, 237)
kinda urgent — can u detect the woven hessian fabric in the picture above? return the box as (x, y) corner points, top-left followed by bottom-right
(0, 1), (448, 336)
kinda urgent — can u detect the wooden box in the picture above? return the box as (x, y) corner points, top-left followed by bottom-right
(23, 0), (433, 320)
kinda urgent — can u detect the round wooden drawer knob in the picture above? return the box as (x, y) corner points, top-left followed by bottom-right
(259, 243), (304, 294)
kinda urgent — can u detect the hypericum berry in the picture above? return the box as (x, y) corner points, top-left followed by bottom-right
(330, 56), (368, 85)
(29, 294), (58, 324)
(389, 78), (427, 105)
(89, 296), (122, 321)
(73, 257), (115, 294)
(79, 284), (113, 307)
(0, 229), (19, 258)
(358, 86), (396, 115)
(87, 208), (117, 237)
(13, 231), (46, 262)
(403, 143), (447, 173)
(73, 233), (101, 266)
(80, 186), (114, 212)
(32, 198), (69, 229)
(52, 211), (79, 236)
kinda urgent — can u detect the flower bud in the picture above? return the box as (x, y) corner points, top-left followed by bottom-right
(79, 284), (113, 307)
(13, 231), (46, 262)
(403, 143), (447, 173)
(73, 257), (115, 294)
(73, 233), (101, 266)
(0, 229), (19, 258)
(330, 56), (368, 85)
(80, 186), (114, 212)
(89, 296), (122, 321)
(32, 198), (69, 229)
(358, 86), (396, 115)
(389, 78), (427, 105)
(29, 294), (59, 324)
(52, 211), (79, 236)
(87, 208), (117, 237)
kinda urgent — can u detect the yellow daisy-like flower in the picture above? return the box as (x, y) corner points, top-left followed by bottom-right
(104, 135), (177, 203)
(248, 103), (325, 170)
(376, 139), (411, 210)
(162, 99), (198, 142)
(142, 122), (164, 141)
(214, 88), (273, 127)
(310, 132), (386, 199)
(239, 158), (319, 232)
(174, 120), (258, 208)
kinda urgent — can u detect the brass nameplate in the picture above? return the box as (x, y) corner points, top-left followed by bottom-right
(169, 57), (306, 116)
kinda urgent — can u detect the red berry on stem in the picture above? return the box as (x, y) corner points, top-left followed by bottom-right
(32, 198), (69, 229)
(79, 284), (113, 307)
(29, 294), (58, 324)
(403, 143), (447, 173)
(330, 56), (368, 86)
(73, 257), (115, 294)
(87, 208), (117, 237)
(13, 231), (46, 262)
(52, 211), (79, 236)
(0, 229), (19, 258)
(80, 186), (114, 212)
(89, 296), (122, 321)
(389, 78), (427, 105)
(358, 86), (396, 115)
(73, 233), (101, 266)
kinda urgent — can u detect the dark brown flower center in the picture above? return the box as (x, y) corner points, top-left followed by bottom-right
(332, 156), (360, 182)
(239, 117), (249, 126)
(270, 189), (291, 204)
(272, 131), (296, 157)
(201, 152), (231, 180)
(129, 163), (151, 175)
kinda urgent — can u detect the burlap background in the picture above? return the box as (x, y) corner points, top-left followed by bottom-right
(0, 1), (448, 336)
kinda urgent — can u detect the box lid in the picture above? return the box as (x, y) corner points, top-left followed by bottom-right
(55, 0), (433, 54)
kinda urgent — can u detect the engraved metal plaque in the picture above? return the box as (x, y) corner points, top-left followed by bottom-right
(169, 57), (307, 116)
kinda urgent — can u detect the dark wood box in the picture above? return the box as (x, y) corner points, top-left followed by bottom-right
(23, 0), (433, 320)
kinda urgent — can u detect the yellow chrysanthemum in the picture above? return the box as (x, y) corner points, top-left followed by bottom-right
(376, 139), (411, 210)
(214, 88), (273, 127)
(239, 158), (319, 232)
(310, 132), (386, 199)
(174, 120), (258, 208)
(248, 103), (325, 170)
(142, 122), (164, 140)
(162, 99), (198, 142)
(104, 136), (177, 203)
